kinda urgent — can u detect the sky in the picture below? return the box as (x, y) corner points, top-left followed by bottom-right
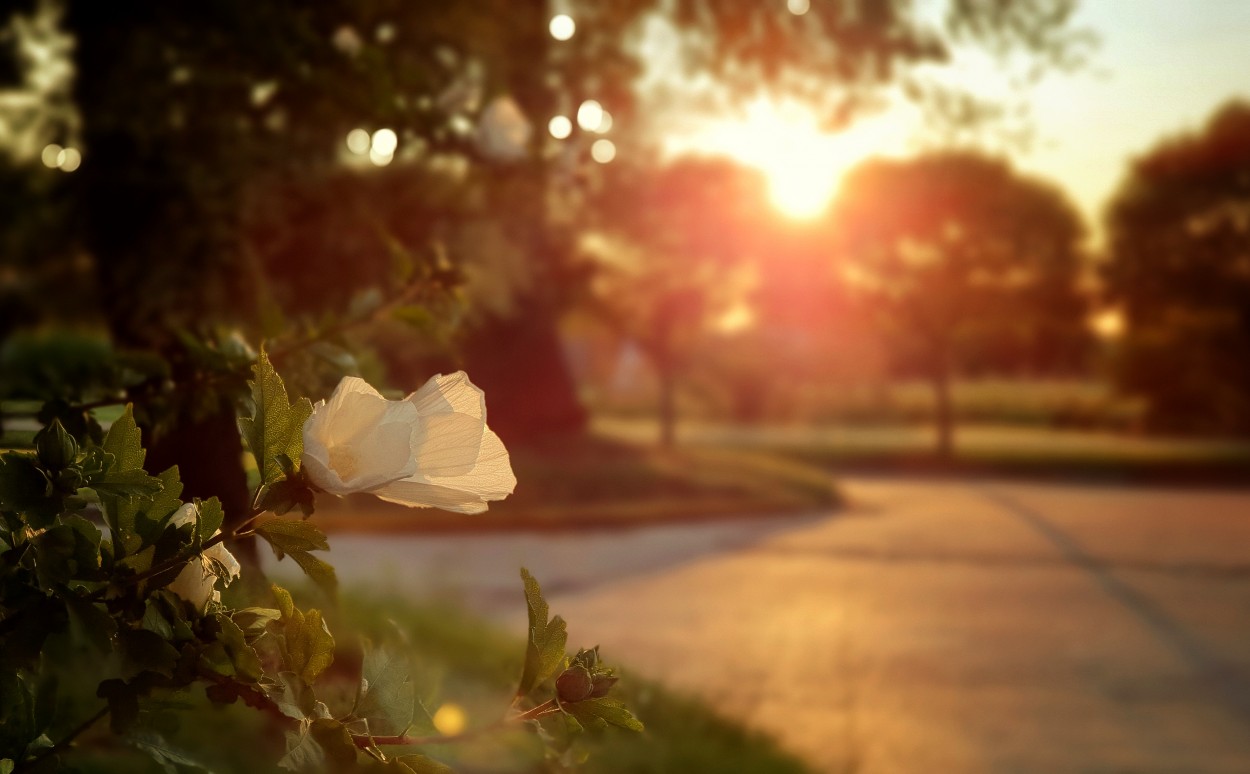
(661, 0), (1250, 241)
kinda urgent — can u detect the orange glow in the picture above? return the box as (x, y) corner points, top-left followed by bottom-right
(672, 98), (910, 220)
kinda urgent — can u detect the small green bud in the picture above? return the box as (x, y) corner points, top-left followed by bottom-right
(35, 419), (79, 470)
(555, 665), (594, 704)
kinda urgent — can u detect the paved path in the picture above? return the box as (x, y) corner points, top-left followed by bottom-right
(275, 477), (1250, 773)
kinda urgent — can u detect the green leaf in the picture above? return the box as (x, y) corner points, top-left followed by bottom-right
(127, 729), (214, 774)
(117, 629), (180, 681)
(141, 599), (175, 641)
(255, 519), (329, 555)
(63, 592), (116, 653)
(270, 671), (318, 721)
(0, 453), (57, 528)
(209, 613), (264, 682)
(33, 525), (77, 590)
(289, 551), (338, 596)
(258, 476), (315, 517)
(272, 585), (335, 685)
(90, 468), (165, 500)
(239, 349), (313, 486)
(231, 607), (280, 641)
(101, 405), (145, 473)
(99, 462), (181, 557)
(309, 718), (357, 769)
(257, 519), (336, 594)
(354, 648), (415, 737)
(517, 568), (568, 697)
(562, 697), (644, 733)
(1, 758), (13, 774)
(278, 724), (326, 772)
(196, 497), (224, 541)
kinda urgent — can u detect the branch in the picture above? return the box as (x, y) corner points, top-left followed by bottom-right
(13, 705), (109, 773)
(356, 700), (561, 750)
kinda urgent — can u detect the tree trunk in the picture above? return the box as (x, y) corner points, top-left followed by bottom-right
(932, 349), (954, 459)
(67, 3), (255, 558)
(658, 361), (676, 448)
(462, 307), (586, 444)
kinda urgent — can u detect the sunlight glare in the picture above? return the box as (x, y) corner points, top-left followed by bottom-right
(671, 98), (909, 220)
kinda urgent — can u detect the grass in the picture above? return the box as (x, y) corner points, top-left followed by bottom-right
(64, 591), (812, 774)
(313, 435), (840, 533)
(596, 417), (1250, 486)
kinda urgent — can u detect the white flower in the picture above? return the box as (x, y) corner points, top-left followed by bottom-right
(165, 503), (242, 611)
(301, 372), (516, 514)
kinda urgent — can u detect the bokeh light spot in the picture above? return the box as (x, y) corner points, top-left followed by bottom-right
(591, 138), (616, 163)
(371, 128), (398, 155)
(787, 0), (811, 15)
(57, 147), (82, 172)
(577, 100), (605, 132)
(369, 148), (393, 167)
(41, 144), (62, 169)
(346, 128), (371, 154)
(432, 703), (467, 736)
(549, 14), (575, 41)
(548, 115), (573, 139)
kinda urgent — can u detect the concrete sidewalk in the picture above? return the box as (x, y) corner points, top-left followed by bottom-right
(275, 477), (1250, 773)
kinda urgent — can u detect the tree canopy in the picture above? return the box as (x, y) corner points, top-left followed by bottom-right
(835, 151), (1090, 452)
(1105, 100), (1250, 434)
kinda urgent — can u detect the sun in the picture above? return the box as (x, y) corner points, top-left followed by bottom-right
(668, 98), (908, 220)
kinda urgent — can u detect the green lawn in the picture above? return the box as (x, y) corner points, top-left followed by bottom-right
(595, 417), (1250, 485)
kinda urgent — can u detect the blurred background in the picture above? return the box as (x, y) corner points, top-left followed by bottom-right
(3, 1), (1250, 772)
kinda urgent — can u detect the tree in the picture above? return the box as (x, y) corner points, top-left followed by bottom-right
(1104, 101), (1250, 434)
(587, 156), (768, 446)
(0, 0), (1094, 494)
(835, 152), (1089, 456)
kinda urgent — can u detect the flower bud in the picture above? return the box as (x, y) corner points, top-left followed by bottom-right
(589, 674), (619, 699)
(555, 665), (594, 704)
(35, 419), (78, 470)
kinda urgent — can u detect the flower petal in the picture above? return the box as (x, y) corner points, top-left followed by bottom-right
(306, 376), (388, 448)
(408, 371), (486, 421)
(374, 427), (516, 513)
(411, 413), (487, 477)
(205, 541), (241, 583)
(169, 502), (197, 529)
(302, 444), (348, 494)
(426, 426), (516, 498)
(370, 479), (491, 514)
(341, 415), (419, 490)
